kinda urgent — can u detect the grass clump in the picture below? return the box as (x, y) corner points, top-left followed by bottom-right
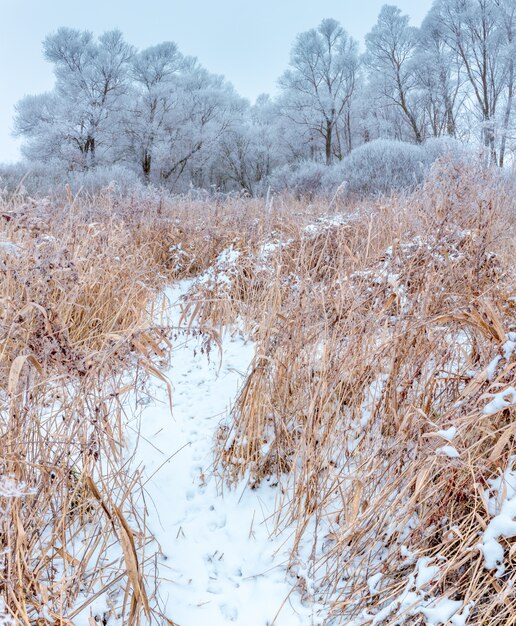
(184, 161), (516, 624)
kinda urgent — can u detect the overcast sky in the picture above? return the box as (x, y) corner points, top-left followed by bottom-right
(0, 0), (433, 163)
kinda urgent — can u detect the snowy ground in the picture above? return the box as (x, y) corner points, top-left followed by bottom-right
(128, 283), (323, 626)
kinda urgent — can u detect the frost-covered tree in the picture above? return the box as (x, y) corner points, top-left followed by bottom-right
(495, 0), (516, 165)
(156, 59), (243, 189)
(434, 0), (514, 163)
(365, 5), (425, 143)
(123, 42), (183, 180)
(216, 94), (283, 194)
(416, 7), (465, 138)
(14, 93), (65, 164)
(14, 28), (244, 189)
(279, 18), (359, 165)
(115, 46), (244, 188)
(15, 28), (133, 169)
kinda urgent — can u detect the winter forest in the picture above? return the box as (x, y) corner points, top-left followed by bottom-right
(4, 0), (516, 196)
(1, 1), (516, 626)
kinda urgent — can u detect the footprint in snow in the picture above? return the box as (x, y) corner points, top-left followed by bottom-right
(208, 513), (226, 530)
(219, 604), (238, 621)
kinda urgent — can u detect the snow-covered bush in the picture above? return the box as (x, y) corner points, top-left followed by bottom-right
(0, 137), (485, 201)
(337, 139), (425, 197)
(322, 138), (472, 199)
(421, 136), (469, 165)
(265, 139), (474, 200)
(0, 162), (39, 193)
(268, 160), (327, 198)
(67, 165), (147, 196)
(0, 162), (147, 197)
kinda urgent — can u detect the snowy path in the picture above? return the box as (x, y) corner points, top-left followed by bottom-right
(130, 283), (321, 626)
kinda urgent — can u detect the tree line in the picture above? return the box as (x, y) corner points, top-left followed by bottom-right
(13, 0), (516, 195)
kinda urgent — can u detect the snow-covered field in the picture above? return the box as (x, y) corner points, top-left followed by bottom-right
(2, 178), (514, 626)
(129, 282), (324, 625)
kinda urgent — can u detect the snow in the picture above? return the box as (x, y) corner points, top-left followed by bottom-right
(486, 355), (501, 381)
(0, 240), (20, 256)
(503, 332), (516, 360)
(124, 281), (324, 625)
(450, 603), (473, 626)
(169, 242), (189, 273)
(360, 556), (467, 626)
(0, 475), (35, 498)
(415, 557), (439, 589)
(367, 572), (383, 596)
(436, 445), (460, 459)
(196, 245), (241, 290)
(479, 456), (516, 576)
(483, 386), (516, 415)
(419, 598), (464, 626)
(256, 237), (293, 271)
(216, 245), (241, 266)
(303, 213), (353, 236)
(436, 427), (457, 442)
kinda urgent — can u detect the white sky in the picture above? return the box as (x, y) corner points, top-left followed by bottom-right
(0, 0), (433, 163)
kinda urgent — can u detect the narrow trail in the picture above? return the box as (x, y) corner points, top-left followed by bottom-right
(131, 283), (321, 625)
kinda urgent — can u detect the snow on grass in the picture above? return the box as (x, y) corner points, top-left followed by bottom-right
(419, 598), (464, 626)
(436, 427), (457, 442)
(0, 240), (21, 256)
(196, 245), (241, 289)
(358, 556), (467, 626)
(360, 373), (388, 428)
(127, 281), (324, 625)
(436, 445), (460, 459)
(483, 386), (516, 415)
(415, 558), (440, 589)
(486, 355), (502, 381)
(503, 333), (516, 360)
(0, 476), (35, 498)
(303, 213), (357, 236)
(479, 455), (516, 576)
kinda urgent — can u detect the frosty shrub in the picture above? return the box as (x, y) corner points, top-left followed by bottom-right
(265, 139), (473, 200)
(268, 160), (328, 198)
(66, 164), (147, 196)
(420, 136), (469, 165)
(337, 139), (425, 196)
(0, 162), (146, 197)
(323, 138), (472, 199)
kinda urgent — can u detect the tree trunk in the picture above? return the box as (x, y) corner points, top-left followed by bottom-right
(397, 80), (423, 143)
(444, 92), (456, 137)
(84, 136), (95, 169)
(499, 59), (514, 167)
(482, 114), (496, 166)
(325, 121), (333, 165)
(346, 109), (352, 154)
(89, 137), (95, 167)
(142, 150), (152, 181)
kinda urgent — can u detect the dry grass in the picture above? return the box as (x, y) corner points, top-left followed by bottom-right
(180, 161), (516, 624)
(0, 187), (330, 624)
(0, 160), (514, 625)
(0, 191), (176, 624)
